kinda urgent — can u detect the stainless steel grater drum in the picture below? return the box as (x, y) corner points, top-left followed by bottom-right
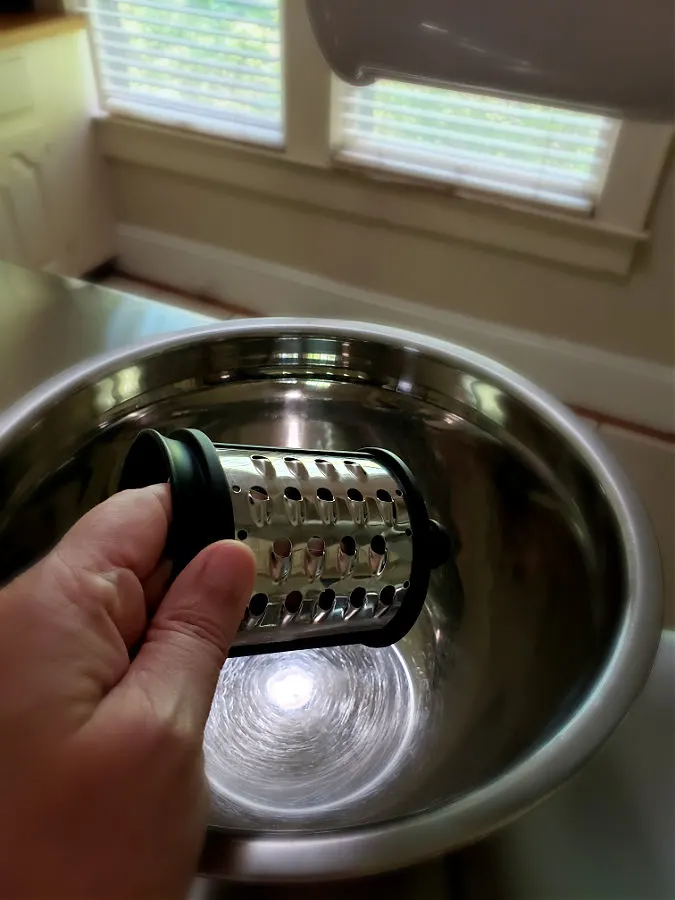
(117, 428), (452, 654)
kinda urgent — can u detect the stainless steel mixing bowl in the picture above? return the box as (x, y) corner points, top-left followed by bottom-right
(0, 320), (662, 882)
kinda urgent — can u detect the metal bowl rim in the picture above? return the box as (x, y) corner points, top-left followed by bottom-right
(0, 318), (662, 880)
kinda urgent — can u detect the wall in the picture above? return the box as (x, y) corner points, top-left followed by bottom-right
(0, 22), (113, 275)
(106, 153), (674, 366)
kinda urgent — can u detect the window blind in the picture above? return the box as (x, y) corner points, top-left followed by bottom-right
(82, 0), (283, 145)
(336, 80), (619, 212)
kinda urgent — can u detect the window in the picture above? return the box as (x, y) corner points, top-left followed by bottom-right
(86, 1), (673, 273)
(335, 80), (619, 214)
(83, 0), (283, 145)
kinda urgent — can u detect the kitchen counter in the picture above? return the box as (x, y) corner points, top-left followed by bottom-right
(1, 261), (673, 899)
(0, 262), (214, 413)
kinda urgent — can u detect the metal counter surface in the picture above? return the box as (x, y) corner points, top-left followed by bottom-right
(0, 262), (213, 413)
(1, 261), (673, 899)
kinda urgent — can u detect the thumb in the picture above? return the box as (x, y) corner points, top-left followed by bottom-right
(110, 540), (255, 732)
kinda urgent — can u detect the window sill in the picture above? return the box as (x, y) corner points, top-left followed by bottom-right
(98, 114), (653, 276)
(0, 13), (85, 51)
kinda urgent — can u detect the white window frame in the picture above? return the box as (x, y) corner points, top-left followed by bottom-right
(89, 0), (673, 275)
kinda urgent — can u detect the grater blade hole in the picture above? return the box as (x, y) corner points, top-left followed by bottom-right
(376, 488), (393, 503)
(350, 586), (367, 608)
(318, 589), (335, 611)
(232, 485), (241, 494)
(370, 534), (387, 556)
(316, 487), (334, 502)
(315, 458), (336, 476)
(347, 488), (364, 502)
(251, 455), (268, 462)
(284, 486), (302, 502)
(284, 590), (303, 615)
(380, 584), (396, 607)
(307, 536), (325, 557)
(340, 536), (357, 557)
(395, 489), (403, 497)
(237, 529), (248, 541)
(249, 485), (269, 502)
(273, 537), (292, 559)
(248, 593), (268, 617)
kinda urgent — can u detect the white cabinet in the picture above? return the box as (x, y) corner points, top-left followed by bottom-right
(0, 22), (114, 275)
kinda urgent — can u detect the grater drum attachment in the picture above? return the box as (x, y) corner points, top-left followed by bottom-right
(117, 428), (452, 656)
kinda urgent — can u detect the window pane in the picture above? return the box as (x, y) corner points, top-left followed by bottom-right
(83, 0), (283, 146)
(336, 80), (620, 212)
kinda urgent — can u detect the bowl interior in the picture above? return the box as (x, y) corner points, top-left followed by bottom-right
(0, 331), (623, 832)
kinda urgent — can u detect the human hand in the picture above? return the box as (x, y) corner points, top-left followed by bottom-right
(0, 484), (255, 900)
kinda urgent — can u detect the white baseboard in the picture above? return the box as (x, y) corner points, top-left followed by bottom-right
(116, 224), (674, 432)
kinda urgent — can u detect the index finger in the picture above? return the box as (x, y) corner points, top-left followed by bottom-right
(56, 484), (172, 581)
